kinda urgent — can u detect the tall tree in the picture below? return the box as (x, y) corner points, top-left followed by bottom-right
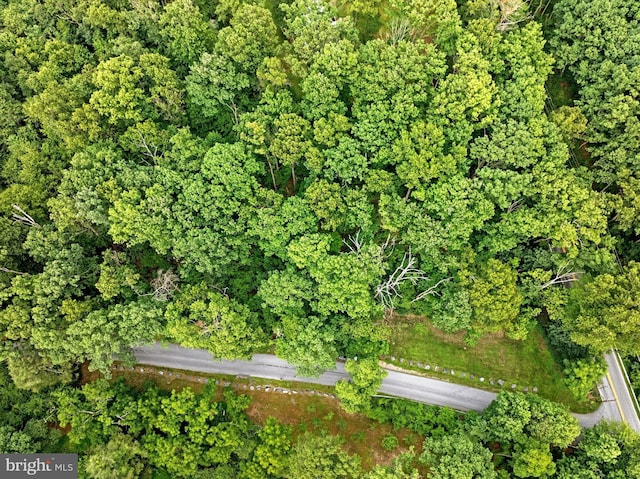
(559, 262), (640, 354)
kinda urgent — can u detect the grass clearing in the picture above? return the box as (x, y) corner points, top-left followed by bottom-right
(387, 315), (598, 413)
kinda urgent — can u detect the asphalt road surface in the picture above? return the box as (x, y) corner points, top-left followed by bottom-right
(133, 343), (639, 431)
(602, 351), (640, 431)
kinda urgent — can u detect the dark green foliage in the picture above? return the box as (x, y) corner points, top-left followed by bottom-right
(0, 365), (62, 453)
(366, 398), (462, 437)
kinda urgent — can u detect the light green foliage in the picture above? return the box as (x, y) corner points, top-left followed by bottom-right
(511, 439), (556, 478)
(477, 392), (580, 447)
(433, 31), (498, 142)
(393, 121), (459, 190)
(285, 234), (384, 322)
(462, 258), (525, 339)
(289, 432), (362, 479)
(462, 392), (582, 478)
(109, 142), (267, 279)
(562, 357), (607, 401)
(186, 52), (252, 126)
(56, 378), (262, 478)
(258, 268), (314, 318)
(525, 394), (581, 447)
(335, 358), (386, 413)
(550, 106), (587, 143)
(561, 263), (640, 353)
(420, 433), (496, 479)
(479, 391), (532, 443)
(390, 0), (463, 53)
(95, 250), (143, 301)
(551, 0), (640, 238)
(350, 39), (446, 157)
(248, 193), (317, 259)
(66, 298), (164, 374)
(495, 22), (552, 121)
(280, 0), (359, 77)
(276, 315), (338, 377)
(5, 350), (73, 392)
(364, 451), (420, 479)
(216, 4), (280, 71)
(245, 417), (292, 477)
(381, 434), (399, 451)
(84, 433), (148, 479)
(1, 5), (639, 470)
(90, 53), (184, 126)
(555, 422), (640, 479)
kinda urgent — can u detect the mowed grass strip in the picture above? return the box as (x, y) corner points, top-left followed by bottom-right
(388, 315), (597, 413)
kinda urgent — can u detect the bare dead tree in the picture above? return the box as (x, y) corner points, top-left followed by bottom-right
(374, 234), (397, 262)
(0, 266), (27, 275)
(343, 230), (364, 254)
(135, 130), (162, 163)
(149, 269), (180, 301)
(385, 17), (414, 46)
(495, 0), (533, 31)
(539, 262), (582, 290)
(265, 153), (278, 191)
(375, 250), (429, 312)
(272, 325), (284, 339)
(192, 313), (221, 336)
(532, 0), (552, 17)
(507, 199), (522, 213)
(222, 100), (240, 125)
(412, 277), (454, 302)
(12, 204), (40, 228)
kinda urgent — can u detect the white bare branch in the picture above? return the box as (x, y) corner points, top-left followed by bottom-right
(375, 250), (429, 312)
(494, 0), (533, 32)
(343, 230), (364, 254)
(538, 262), (582, 289)
(507, 199), (522, 213)
(412, 277), (454, 302)
(374, 234), (397, 262)
(135, 130), (161, 162)
(12, 204), (41, 228)
(149, 269), (180, 301)
(0, 266), (27, 275)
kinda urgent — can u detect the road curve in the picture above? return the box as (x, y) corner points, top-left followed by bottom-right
(132, 343), (635, 431)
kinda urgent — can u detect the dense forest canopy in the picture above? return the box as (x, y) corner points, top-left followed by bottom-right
(2, 0), (640, 477)
(0, 0), (639, 391)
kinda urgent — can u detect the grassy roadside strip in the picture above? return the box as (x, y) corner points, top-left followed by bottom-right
(387, 315), (599, 414)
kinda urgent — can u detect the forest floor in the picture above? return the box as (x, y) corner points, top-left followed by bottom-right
(387, 315), (599, 413)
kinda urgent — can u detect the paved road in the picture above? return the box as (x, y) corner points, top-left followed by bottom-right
(132, 343), (637, 431)
(602, 351), (640, 431)
(133, 343), (496, 412)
